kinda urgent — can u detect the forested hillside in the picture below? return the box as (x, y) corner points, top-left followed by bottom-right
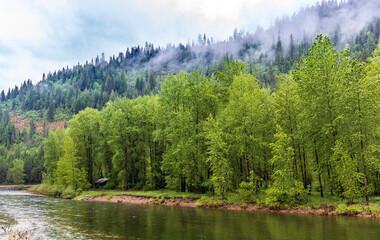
(3, 1), (380, 124)
(2, 0), (380, 122)
(0, 0), (379, 206)
(40, 36), (380, 205)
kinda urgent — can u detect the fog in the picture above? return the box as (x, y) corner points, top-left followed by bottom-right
(134, 0), (380, 73)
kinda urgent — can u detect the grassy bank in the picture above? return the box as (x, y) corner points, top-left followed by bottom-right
(29, 184), (204, 200)
(29, 184), (380, 217)
(75, 189), (380, 217)
(0, 184), (30, 190)
(299, 193), (380, 216)
(75, 189), (203, 200)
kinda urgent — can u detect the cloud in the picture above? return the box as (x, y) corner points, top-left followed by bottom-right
(136, 0), (322, 41)
(0, 0), (322, 92)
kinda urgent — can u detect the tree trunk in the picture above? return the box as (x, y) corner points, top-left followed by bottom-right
(314, 140), (324, 198)
(181, 174), (186, 192)
(358, 94), (369, 203)
(303, 147), (308, 189)
(124, 146), (129, 190)
(360, 133), (369, 203)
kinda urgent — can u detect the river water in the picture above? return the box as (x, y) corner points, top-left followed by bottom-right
(0, 191), (380, 239)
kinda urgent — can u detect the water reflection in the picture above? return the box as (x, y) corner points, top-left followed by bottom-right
(0, 191), (379, 239)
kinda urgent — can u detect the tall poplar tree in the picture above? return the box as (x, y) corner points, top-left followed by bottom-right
(294, 35), (349, 196)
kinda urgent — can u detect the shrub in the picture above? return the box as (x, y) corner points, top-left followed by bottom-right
(336, 204), (359, 216)
(336, 204), (348, 215)
(18, 184), (28, 190)
(265, 181), (308, 208)
(157, 196), (166, 203)
(62, 186), (77, 199)
(264, 194), (281, 209)
(238, 181), (255, 203)
(36, 183), (52, 195)
(196, 197), (224, 207)
(142, 184), (154, 191)
(50, 185), (63, 197)
(319, 203), (333, 210)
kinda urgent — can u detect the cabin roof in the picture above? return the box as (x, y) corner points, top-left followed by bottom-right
(95, 178), (109, 184)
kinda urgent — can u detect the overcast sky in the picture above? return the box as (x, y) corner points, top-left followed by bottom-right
(0, 0), (322, 92)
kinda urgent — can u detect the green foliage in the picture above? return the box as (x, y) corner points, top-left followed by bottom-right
(61, 185), (77, 199)
(158, 71), (218, 192)
(196, 196), (224, 207)
(50, 184), (63, 197)
(8, 158), (25, 184)
(36, 183), (52, 195)
(331, 141), (366, 202)
(156, 196), (166, 203)
(37, 183), (80, 198)
(55, 133), (91, 192)
(335, 204), (360, 216)
(238, 182), (255, 202)
(238, 171), (262, 203)
(204, 116), (232, 198)
(215, 59), (247, 103)
(75, 189), (202, 200)
(266, 125), (307, 206)
(18, 184), (28, 190)
(69, 108), (100, 187)
(47, 99), (56, 121)
(43, 129), (65, 184)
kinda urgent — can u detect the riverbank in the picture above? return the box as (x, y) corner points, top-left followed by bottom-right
(77, 194), (199, 208)
(3, 190), (380, 239)
(0, 184), (30, 191)
(73, 190), (380, 218)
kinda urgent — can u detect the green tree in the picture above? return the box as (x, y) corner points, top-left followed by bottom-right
(55, 134), (90, 190)
(47, 100), (56, 122)
(29, 120), (36, 139)
(8, 158), (25, 184)
(108, 107), (132, 190)
(266, 125), (305, 206)
(294, 35), (349, 197)
(275, 36), (283, 72)
(272, 74), (310, 189)
(43, 128), (65, 184)
(157, 71), (216, 192)
(68, 108), (100, 187)
(219, 72), (272, 186)
(204, 116), (231, 198)
(335, 52), (380, 201)
(215, 59), (246, 104)
(331, 141), (365, 202)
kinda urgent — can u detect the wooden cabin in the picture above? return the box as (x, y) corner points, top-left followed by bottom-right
(94, 178), (109, 189)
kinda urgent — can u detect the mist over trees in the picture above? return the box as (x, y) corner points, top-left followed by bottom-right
(2, 0), (380, 124)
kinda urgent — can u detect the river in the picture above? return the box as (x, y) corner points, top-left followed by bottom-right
(0, 191), (380, 239)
